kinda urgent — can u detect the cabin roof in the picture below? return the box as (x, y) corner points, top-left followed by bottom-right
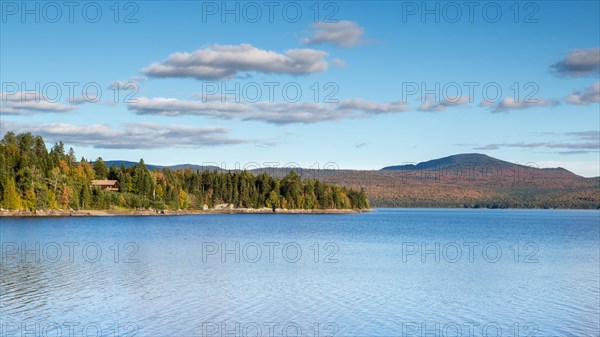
(91, 180), (119, 185)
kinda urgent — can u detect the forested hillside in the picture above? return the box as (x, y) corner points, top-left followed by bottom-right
(322, 168), (599, 209)
(0, 132), (369, 211)
(253, 161), (600, 209)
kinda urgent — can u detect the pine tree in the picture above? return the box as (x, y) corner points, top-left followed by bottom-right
(67, 148), (76, 166)
(80, 184), (93, 209)
(2, 177), (22, 210)
(93, 157), (109, 179)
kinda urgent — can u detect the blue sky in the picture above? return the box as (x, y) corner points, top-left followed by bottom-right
(1, 1), (599, 176)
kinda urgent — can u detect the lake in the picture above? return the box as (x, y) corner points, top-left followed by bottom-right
(1, 209), (599, 337)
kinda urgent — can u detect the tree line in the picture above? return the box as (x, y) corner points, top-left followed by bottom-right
(0, 132), (369, 211)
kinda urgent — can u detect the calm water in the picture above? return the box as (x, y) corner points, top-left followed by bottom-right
(1, 209), (599, 337)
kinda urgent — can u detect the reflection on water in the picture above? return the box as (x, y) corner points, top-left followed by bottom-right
(1, 209), (599, 336)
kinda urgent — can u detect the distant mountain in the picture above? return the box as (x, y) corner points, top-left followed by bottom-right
(104, 160), (161, 170)
(380, 153), (582, 180)
(103, 160), (221, 171)
(383, 153), (537, 171)
(164, 163), (223, 171)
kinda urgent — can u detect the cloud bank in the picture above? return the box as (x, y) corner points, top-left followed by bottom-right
(1, 92), (76, 115)
(1, 121), (246, 149)
(566, 82), (600, 105)
(142, 44), (329, 80)
(127, 97), (409, 124)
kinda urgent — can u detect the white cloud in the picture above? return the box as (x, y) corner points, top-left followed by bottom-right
(127, 97), (409, 124)
(1, 121), (246, 149)
(338, 99), (409, 114)
(142, 44), (329, 80)
(551, 48), (600, 76)
(0, 92), (76, 115)
(566, 82), (600, 105)
(302, 21), (366, 48)
(131, 97), (249, 117)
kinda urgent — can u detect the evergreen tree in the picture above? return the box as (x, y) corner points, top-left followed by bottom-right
(2, 177), (22, 210)
(93, 157), (109, 179)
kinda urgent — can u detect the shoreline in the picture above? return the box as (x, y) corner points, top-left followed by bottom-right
(0, 208), (372, 217)
(1, 207), (595, 217)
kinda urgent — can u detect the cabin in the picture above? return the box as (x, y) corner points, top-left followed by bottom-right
(91, 180), (120, 191)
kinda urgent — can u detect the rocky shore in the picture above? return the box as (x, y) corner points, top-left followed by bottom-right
(0, 207), (371, 217)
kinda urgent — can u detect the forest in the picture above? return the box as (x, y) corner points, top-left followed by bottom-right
(0, 132), (370, 211)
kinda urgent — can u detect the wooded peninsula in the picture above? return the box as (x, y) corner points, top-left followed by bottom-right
(0, 132), (370, 214)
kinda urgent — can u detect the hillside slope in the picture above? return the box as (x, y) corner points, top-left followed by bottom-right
(104, 154), (599, 209)
(253, 154), (599, 209)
